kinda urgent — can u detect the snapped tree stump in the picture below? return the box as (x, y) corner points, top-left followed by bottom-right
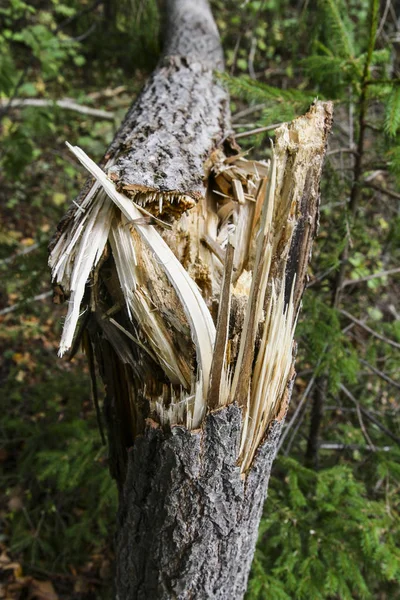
(49, 0), (333, 598)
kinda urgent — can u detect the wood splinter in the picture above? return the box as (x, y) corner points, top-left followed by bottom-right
(49, 0), (333, 597)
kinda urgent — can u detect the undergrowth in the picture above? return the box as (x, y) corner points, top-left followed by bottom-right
(1, 0), (399, 598)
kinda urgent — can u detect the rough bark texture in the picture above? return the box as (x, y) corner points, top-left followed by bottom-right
(105, 0), (230, 203)
(116, 406), (284, 600)
(50, 0), (231, 250)
(88, 95), (332, 597)
(106, 57), (230, 200)
(50, 1), (333, 598)
(107, 101), (332, 600)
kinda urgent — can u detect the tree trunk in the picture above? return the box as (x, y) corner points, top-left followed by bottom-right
(49, 1), (333, 598)
(115, 407), (283, 600)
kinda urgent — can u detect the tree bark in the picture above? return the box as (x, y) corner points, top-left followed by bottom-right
(115, 407), (284, 600)
(49, 1), (333, 598)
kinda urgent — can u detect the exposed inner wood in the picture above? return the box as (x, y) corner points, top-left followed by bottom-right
(50, 101), (332, 476)
(49, 0), (332, 595)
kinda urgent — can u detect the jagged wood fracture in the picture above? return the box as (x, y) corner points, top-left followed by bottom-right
(49, 0), (333, 598)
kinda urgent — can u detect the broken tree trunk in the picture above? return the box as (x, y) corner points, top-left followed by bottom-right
(49, 0), (333, 598)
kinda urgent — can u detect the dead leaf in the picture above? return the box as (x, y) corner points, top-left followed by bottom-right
(8, 496), (23, 513)
(21, 238), (35, 247)
(15, 370), (25, 383)
(29, 579), (58, 600)
(12, 353), (24, 365)
(0, 550), (21, 573)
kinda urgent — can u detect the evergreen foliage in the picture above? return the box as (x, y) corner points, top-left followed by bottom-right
(1, 0), (399, 598)
(248, 457), (400, 600)
(297, 296), (359, 394)
(1, 341), (116, 572)
(385, 86), (400, 137)
(222, 0), (400, 598)
(220, 73), (315, 126)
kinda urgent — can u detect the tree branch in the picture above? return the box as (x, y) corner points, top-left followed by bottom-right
(0, 98), (115, 120)
(340, 384), (400, 446)
(340, 308), (400, 349)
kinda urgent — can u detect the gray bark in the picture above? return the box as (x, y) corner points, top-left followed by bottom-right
(51, 0), (232, 248)
(100, 3), (278, 595)
(50, 1), (332, 598)
(105, 0), (231, 202)
(115, 406), (284, 600)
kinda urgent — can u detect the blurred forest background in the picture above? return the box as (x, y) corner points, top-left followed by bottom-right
(1, 0), (400, 598)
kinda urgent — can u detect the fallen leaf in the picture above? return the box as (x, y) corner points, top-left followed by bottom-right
(15, 370), (25, 383)
(8, 496), (23, 512)
(21, 238), (35, 247)
(29, 579), (58, 600)
(0, 550), (21, 573)
(12, 353), (26, 365)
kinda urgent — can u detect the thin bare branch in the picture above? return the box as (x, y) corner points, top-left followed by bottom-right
(356, 402), (376, 451)
(358, 356), (400, 391)
(277, 374), (316, 453)
(364, 181), (400, 200)
(340, 308), (400, 350)
(283, 404), (308, 456)
(234, 123), (286, 139)
(340, 384), (400, 446)
(0, 242), (40, 265)
(307, 264), (337, 287)
(232, 103), (266, 122)
(377, 0), (392, 38)
(342, 266), (400, 287)
(0, 290), (52, 316)
(320, 442), (391, 451)
(0, 98), (115, 120)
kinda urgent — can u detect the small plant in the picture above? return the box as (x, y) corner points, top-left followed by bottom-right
(248, 456), (400, 600)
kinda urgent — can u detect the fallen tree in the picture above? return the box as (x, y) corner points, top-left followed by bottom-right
(49, 1), (333, 598)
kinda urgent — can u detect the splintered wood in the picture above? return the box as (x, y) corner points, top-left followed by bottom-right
(50, 102), (332, 472)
